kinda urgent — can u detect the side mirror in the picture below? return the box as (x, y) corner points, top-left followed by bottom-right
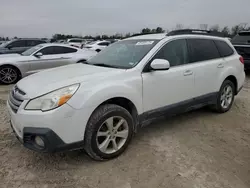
(150, 59), (170, 70)
(35, 52), (43, 58)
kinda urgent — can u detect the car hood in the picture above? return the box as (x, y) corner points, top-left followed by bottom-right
(0, 54), (31, 63)
(17, 63), (126, 98)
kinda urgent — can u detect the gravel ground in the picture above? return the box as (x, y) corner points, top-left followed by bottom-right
(0, 73), (250, 188)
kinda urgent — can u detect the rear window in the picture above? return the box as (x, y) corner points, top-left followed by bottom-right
(232, 32), (250, 44)
(214, 40), (234, 57)
(187, 39), (220, 63)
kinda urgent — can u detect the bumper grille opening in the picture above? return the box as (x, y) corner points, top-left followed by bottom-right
(8, 86), (25, 113)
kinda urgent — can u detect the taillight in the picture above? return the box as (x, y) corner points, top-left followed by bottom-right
(239, 56), (244, 64)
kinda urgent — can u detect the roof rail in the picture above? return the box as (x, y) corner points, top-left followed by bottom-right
(166, 29), (224, 37)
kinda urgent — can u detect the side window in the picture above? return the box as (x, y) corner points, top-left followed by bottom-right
(38, 46), (56, 55)
(153, 39), (189, 67)
(214, 40), (234, 57)
(7, 40), (26, 48)
(98, 42), (110, 46)
(54, 46), (77, 54)
(34, 40), (46, 45)
(26, 40), (37, 47)
(187, 39), (220, 63)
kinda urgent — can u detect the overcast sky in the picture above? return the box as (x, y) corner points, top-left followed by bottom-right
(0, 0), (249, 38)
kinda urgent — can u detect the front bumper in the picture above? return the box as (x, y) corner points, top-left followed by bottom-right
(7, 100), (92, 152)
(10, 125), (84, 152)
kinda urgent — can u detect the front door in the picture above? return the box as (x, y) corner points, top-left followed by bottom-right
(142, 39), (195, 118)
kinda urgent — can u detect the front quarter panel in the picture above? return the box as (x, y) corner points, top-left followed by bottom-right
(67, 74), (143, 116)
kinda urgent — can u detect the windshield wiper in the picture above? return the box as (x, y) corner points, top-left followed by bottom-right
(91, 63), (119, 68)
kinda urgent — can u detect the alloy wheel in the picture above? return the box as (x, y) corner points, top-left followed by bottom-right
(96, 116), (129, 154)
(0, 67), (17, 84)
(220, 84), (233, 109)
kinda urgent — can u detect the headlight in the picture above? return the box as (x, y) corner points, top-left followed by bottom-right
(25, 84), (79, 111)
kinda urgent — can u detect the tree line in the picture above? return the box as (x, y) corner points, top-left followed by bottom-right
(0, 23), (249, 42)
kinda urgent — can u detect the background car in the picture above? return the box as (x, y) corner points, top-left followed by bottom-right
(0, 38), (47, 55)
(0, 43), (97, 84)
(66, 38), (86, 48)
(231, 31), (250, 70)
(82, 40), (111, 52)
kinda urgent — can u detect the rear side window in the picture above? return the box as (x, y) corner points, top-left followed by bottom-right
(55, 46), (77, 54)
(187, 39), (220, 63)
(214, 40), (234, 57)
(38, 46), (77, 55)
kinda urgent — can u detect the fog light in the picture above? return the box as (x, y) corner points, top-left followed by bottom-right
(34, 136), (45, 148)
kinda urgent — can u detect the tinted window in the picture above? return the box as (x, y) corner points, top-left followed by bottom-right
(7, 40), (26, 48)
(55, 46), (77, 54)
(34, 40), (46, 45)
(70, 39), (83, 43)
(214, 40), (234, 57)
(26, 40), (45, 47)
(38, 46), (77, 55)
(188, 39), (220, 62)
(98, 42), (110, 46)
(153, 39), (189, 67)
(38, 46), (56, 55)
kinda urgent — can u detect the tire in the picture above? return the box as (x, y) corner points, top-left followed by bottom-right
(96, 49), (101, 52)
(0, 65), (20, 85)
(84, 104), (134, 161)
(212, 80), (235, 113)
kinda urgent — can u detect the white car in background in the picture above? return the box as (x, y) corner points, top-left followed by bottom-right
(67, 38), (86, 48)
(83, 41), (111, 52)
(0, 43), (96, 84)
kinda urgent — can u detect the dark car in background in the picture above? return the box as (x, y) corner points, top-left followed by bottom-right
(232, 31), (250, 70)
(0, 38), (47, 55)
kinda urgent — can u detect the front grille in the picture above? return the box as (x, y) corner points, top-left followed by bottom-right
(8, 86), (26, 113)
(23, 134), (33, 144)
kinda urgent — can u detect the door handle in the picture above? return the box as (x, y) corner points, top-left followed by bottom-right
(183, 70), (193, 76)
(217, 63), (224, 68)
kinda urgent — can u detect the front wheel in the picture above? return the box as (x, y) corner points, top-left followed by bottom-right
(84, 104), (134, 161)
(212, 80), (235, 113)
(0, 66), (20, 85)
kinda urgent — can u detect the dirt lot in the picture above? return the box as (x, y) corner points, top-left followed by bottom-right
(0, 73), (250, 188)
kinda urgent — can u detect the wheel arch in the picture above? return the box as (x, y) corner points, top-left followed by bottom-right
(224, 75), (238, 94)
(89, 97), (139, 132)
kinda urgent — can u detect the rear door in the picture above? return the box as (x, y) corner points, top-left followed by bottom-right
(187, 38), (223, 99)
(29, 46), (77, 73)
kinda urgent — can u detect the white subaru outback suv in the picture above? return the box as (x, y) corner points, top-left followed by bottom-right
(7, 29), (245, 160)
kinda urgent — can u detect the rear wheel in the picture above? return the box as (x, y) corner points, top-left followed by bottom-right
(0, 66), (20, 85)
(84, 104), (134, 161)
(212, 80), (235, 113)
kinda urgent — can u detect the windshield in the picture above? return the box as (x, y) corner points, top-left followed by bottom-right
(0, 41), (11, 48)
(232, 32), (250, 44)
(86, 39), (159, 69)
(21, 44), (43, 56)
